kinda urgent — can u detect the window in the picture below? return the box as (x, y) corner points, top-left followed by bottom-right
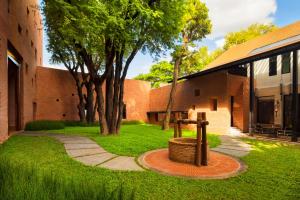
(18, 24), (22, 34)
(257, 98), (274, 124)
(210, 98), (218, 111)
(269, 56), (277, 76)
(281, 52), (291, 74)
(122, 104), (127, 119)
(25, 63), (29, 74)
(194, 89), (200, 97)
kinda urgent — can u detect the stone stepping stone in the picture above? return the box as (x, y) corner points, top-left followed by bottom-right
(66, 148), (107, 158)
(56, 138), (96, 144)
(99, 156), (144, 171)
(212, 148), (249, 157)
(216, 145), (252, 151)
(64, 143), (100, 150)
(74, 153), (117, 166)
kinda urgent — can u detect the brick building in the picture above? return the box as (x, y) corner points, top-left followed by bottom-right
(1, 0), (300, 143)
(0, 0), (43, 142)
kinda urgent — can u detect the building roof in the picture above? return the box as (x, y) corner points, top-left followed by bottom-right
(180, 21), (300, 80)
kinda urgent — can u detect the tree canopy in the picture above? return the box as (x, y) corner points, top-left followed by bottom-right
(136, 23), (277, 88)
(43, 0), (189, 134)
(223, 23), (277, 50)
(135, 61), (173, 88)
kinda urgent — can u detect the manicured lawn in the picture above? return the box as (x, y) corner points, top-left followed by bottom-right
(0, 125), (299, 199)
(49, 124), (221, 156)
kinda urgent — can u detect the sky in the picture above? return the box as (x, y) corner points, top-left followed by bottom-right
(42, 0), (300, 78)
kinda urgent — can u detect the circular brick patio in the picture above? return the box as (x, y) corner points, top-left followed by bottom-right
(138, 149), (246, 179)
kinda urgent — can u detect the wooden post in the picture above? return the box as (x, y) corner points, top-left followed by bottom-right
(174, 112), (178, 138)
(292, 50), (299, 142)
(178, 112), (182, 137)
(201, 112), (208, 166)
(249, 62), (255, 136)
(195, 112), (202, 166)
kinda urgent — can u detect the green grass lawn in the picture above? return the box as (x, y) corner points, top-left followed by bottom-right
(49, 124), (221, 156)
(0, 124), (300, 199)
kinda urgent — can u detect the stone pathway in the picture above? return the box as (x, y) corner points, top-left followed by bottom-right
(20, 132), (250, 172)
(20, 132), (144, 171)
(212, 135), (252, 157)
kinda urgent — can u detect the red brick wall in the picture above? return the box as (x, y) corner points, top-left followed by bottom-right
(35, 67), (151, 122)
(0, 0), (43, 142)
(149, 71), (232, 134)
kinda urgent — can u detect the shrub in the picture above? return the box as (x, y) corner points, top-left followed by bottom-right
(0, 158), (135, 200)
(25, 120), (65, 131)
(63, 121), (99, 127)
(121, 120), (144, 125)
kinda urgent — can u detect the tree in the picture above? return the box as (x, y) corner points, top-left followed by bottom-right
(162, 0), (211, 130)
(135, 61), (173, 88)
(43, 0), (187, 135)
(180, 46), (213, 76)
(223, 23), (277, 50)
(44, 8), (97, 124)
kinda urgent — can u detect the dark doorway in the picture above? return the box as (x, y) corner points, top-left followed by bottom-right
(283, 94), (300, 129)
(8, 57), (21, 132)
(257, 98), (274, 124)
(230, 96), (234, 126)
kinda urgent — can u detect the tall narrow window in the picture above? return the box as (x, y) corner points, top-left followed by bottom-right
(122, 104), (127, 119)
(282, 52), (291, 74)
(269, 56), (277, 76)
(210, 98), (218, 111)
(194, 89), (200, 97)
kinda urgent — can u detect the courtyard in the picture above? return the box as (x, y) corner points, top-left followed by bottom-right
(1, 123), (300, 199)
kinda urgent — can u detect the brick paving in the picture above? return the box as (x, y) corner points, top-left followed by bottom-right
(138, 149), (246, 179)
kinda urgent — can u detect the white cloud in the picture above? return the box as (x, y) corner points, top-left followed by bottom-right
(203, 0), (277, 39)
(215, 38), (225, 48)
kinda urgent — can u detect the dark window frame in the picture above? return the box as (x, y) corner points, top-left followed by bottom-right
(122, 104), (127, 119)
(210, 98), (218, 111)
(269, 56), (277, 76)
(194, 89), (200, 97)
(281, 52), (291, 74)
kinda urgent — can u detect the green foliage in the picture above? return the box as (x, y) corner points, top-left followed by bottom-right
(1, 129), (299, 199)
(121, 120), (145, 125)
(135, 61), (173, 88)
(181, 46), (214, 75)
(223, 23), (277, 50)
(25, 121), (65, 131)
(0, 158), (134, 200)
(63, 121), (99, 127)
(49, 124), (221, 157)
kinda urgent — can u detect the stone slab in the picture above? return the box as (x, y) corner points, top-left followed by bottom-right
(64, 143), (100, 150)
(66, 148), (107, 157)
(74, 153), (117, 166)
(99, 156), (144, 171)
(212, 148), (249, 157)
(216, 145), (252, 151)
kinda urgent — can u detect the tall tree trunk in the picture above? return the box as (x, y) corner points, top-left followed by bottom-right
(162, 58), (181, 130)
(110, 51), (123, 134)
(85, 81), (94, 124)
(75, 81), (86, 123)
(105, 67), (114, 129)
(95, 82), (109, 135)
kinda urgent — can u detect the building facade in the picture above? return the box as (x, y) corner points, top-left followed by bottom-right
(0, 0), (43, 142)
(0, 0), (299, 143)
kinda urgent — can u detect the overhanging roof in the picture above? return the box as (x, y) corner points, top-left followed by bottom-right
(179, 21), (300, 80)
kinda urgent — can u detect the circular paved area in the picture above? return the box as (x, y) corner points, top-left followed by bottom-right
(138, 149), (246, 179)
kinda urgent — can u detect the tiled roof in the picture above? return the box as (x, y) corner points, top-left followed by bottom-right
(206, 21), (300, 70)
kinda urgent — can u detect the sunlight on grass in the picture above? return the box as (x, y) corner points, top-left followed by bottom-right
(48, 124), (221, 156)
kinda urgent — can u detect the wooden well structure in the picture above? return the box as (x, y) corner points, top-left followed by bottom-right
(168, 112), (209, 166)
